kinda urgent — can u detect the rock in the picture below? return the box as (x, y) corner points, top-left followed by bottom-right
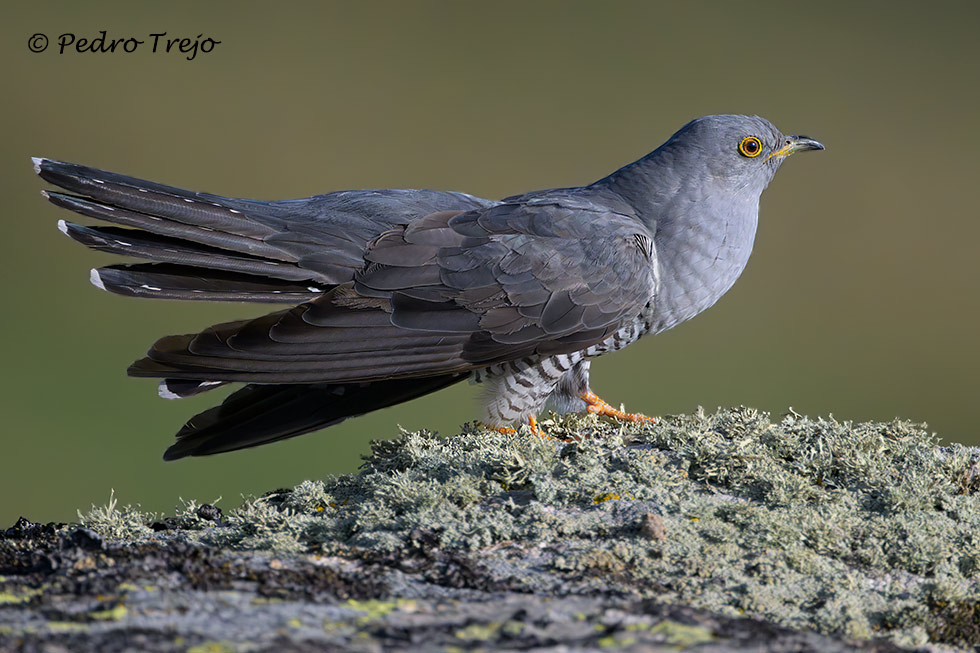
(1, 408), (975, 651)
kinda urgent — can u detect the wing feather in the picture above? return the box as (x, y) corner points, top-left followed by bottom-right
(130, 190), (656, 384)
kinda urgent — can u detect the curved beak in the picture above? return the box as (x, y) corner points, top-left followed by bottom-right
(766, 135), (825, 161)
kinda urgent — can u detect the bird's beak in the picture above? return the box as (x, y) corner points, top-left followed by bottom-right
(766, 135), (825, 161)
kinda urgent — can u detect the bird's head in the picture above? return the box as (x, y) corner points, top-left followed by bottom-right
(665, 114), (824, 193)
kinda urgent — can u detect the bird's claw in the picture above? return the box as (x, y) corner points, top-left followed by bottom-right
(489, 415), (541, 436)
(581, 391), (657, 424)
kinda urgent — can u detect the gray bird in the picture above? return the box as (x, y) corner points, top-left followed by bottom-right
(35, 115), (822, 460)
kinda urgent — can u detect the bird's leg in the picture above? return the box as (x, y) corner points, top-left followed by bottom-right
(580, 391), (657, 423)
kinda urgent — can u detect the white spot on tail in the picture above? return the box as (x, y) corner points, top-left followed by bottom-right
(89, 268), (107, 291)
(307, 286), (324, 293)
(57, 219), (69, 235)
(158, 382), (182, 400)
(159, 380), (222, 399)
(139, 284), (162, 291)
(32, 157), (44, 174)
(93, 179), (104, 184)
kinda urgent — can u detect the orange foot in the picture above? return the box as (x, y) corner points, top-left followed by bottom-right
(581, 391), (657, 424)
(491, 416), (541, 436)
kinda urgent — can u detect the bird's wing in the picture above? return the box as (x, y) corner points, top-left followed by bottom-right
(130, 193), (657, 383)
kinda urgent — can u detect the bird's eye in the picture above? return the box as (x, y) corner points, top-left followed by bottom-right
(738, 136), (763, 158)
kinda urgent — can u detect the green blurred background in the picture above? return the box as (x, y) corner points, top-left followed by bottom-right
(2, 1), (978, 526)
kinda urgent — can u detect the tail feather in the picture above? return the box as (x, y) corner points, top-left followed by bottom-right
(159, 379), (228, 399)
(94, 264), (324, 303)
(38, 157), (333, 300)
(35, 156), (496, 302)
(36, 158), (277, 239)
(45, 191), (295, 261)
(163, 374), (468, 459)
(59, 221), (320, 281)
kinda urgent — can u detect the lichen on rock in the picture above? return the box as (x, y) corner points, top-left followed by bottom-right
(4, 407), (980, 650)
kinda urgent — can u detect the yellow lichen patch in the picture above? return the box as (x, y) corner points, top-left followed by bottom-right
(344, 598), (401, 625)
(89, 603), (128, 621)
(455, 622), (502, 641)
(501, 620), (525, 636)
(0, 588), (41, 604)
(46, 622), (89, 633)
(649, 620), (715, 646)
(594, 490), (636, 504)
(187, 643), (236, 653)
(251, 597), (283, 605)
(593, 493), (622, 504)
(599, 633), (638, 648)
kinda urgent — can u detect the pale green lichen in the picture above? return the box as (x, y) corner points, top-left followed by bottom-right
(76, 489), (155, 540)
(72, 407), (980, 648)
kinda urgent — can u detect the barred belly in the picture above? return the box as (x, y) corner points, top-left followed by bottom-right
(475, 305), (654, 425)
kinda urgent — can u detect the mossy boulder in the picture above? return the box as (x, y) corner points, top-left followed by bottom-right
(3, 407), (978, 650)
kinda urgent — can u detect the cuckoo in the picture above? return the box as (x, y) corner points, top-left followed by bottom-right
(34, 115), (823, 459)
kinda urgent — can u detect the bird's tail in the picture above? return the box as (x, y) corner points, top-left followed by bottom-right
(35, 157), (330, 303)
(163, 373), (468, 459)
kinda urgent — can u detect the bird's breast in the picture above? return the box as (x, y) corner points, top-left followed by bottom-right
(648, 202), (759, 333)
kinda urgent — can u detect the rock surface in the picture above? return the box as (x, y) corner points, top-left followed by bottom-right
(3, 407), (978, 651)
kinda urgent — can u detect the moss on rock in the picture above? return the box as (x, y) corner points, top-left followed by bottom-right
(5, 407), (980, 650)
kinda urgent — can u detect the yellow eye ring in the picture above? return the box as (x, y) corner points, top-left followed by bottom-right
(738, 136), (763, 158)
